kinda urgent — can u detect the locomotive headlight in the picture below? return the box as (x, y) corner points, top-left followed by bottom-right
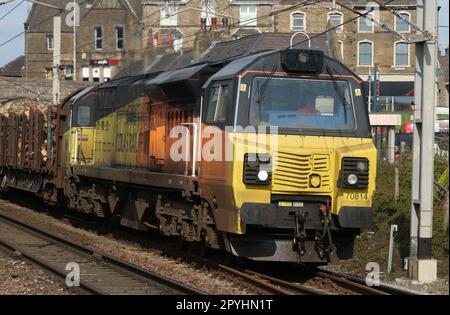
(257, 170), (269, 182)
(341, 157), (369, 188)
(347, 174), (358, 185)
(244, 153), (272, 185)
(258, 154), (271, 163)
(298, 52), (309, 63)
(247, 157), (259, 168)
(356, 161), (368, 172)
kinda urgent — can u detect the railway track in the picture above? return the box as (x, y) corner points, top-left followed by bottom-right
(0, 212), (205, 295)
(0, 195), (422, 296)
(216, 263), (329, 295)
(225, 264), (421, 295)
(314, 268), (421, 295)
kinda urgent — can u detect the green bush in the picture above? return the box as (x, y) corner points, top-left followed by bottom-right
(347, 153), (449, 278)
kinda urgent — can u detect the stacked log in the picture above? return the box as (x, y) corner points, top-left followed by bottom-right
(0, 98), (55, 172)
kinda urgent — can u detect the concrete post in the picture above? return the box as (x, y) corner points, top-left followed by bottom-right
(52, 16), (61, 104)
(409, 0), (438, 283)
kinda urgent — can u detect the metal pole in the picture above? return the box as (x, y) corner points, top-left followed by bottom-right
(48, 16), (60, 162)
(73, 0), (77, 80)
(52, 16), (61, 104)
(409, 0), (438, 283)
(372, 64), (378, 112)
(368, 67), (372, 112)
(388, 127), (395, 164)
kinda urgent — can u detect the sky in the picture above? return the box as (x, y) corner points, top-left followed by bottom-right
(0, 0), (449, 67)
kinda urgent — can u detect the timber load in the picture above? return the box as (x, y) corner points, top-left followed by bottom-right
(0, 98), (55, 173)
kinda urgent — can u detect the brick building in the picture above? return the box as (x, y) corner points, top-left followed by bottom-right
(24, 0), (142, 82)
(22, 0), (448, 107)
(140, 0), (445, 108)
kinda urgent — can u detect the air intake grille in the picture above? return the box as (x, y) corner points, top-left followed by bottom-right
(272, 151), (331, 192)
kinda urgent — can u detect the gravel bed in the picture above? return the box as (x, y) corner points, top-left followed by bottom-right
(0, 249), (75, 295)
(0, 198), (260, 295)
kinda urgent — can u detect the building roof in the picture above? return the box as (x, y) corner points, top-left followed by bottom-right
(197, 32), (335, 63)
(0, 55), (25, 77)
(116, 49), (196, 78)
(25, 0), (142, 33)
(117, 32), (336, 78)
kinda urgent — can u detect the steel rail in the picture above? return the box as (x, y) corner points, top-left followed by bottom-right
(0, 212), (205, 295)
(315, 268), (422, 295)
(215, 263), (328, 295)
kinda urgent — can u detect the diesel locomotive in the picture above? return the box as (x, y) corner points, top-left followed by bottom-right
(0, 48), (377, 264)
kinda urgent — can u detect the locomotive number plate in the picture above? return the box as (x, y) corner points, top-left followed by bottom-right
(344, 192), (368, 201)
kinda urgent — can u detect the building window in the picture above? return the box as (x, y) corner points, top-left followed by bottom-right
(94, 26), (102, 50)
(358, 14), (373, 33)
(328, 12), (343, 32)
(103, 65), (111, 82)
(115, 26), (124, 50)
(358, 41), (373, 66)
(46, 34), (53, 50)
(93, 66), (100, 82)
(82, 66), (89, 81)
(154, 28), (183, 51)
(160, 3), (177, 26)
(395, 42), (409, 66)
(64, 65), (73, 80)
(396, 12), (410, 32)
(291, 12), (305, 32)
(202, 1), (216, 26)
(240, 5), (257, 26)
(45, 67), (52, 79)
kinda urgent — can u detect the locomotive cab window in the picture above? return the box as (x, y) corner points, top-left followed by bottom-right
(248, 77), (355, 131)
(206, 83), (231, 124)
(77, 105), (91, 126)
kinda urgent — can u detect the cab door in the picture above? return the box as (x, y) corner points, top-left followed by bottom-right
(69, 99), (95, 165)
(198, 81), (237, 232)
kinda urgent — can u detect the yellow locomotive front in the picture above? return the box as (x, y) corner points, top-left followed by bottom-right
(199, 49), (377, 264)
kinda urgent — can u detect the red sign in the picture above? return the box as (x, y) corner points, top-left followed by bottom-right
(108, 59), (119, 65)
(90, 59), (119, 66)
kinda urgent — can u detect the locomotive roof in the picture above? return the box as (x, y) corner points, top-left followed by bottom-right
(145, 64), (208, 86)
(202, 48), (361, 88)
(202, 50), (277, 88)
(70, 85), (97, 103)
